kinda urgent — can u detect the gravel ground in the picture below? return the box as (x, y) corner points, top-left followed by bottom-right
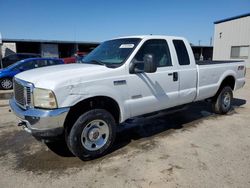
(0, 72), (249, 188)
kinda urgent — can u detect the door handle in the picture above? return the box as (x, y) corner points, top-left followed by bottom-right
(168, 72), (178, 81)
(173, 72), (178, 81)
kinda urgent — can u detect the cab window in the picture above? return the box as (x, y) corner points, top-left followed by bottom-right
(133, 39), (172, 68)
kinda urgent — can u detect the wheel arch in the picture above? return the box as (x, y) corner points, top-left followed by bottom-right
(214, 75), (235, 99)
(64, 95), (121, 132)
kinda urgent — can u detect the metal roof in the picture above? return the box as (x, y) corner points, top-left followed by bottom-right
(2, 38), (100, 45)
(214, 13), (250, 24)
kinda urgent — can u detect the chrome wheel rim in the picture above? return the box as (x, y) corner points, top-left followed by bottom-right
(1, 79), (12, 89)
(223, 92), (231, 108)
(81, 119), (109, 151)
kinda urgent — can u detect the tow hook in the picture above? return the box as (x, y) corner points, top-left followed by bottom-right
(18, 121), (32, 133)
(18, 121), (26, 127)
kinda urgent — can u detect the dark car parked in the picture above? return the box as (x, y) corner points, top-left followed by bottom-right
(0, 58), (64, 90)
(0, 53), (41, 68)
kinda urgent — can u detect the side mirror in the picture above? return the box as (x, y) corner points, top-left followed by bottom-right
(129, 54), (157, 74)
(143, 54), (157, 73)
(129, 60), (143, 74)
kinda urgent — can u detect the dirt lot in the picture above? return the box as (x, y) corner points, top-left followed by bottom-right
(0, 72), (250, 188)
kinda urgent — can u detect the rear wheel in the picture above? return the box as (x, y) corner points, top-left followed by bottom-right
(67, 109), (116, 161)
(212, 86), (233, 114)
(0, 78), (13, 90)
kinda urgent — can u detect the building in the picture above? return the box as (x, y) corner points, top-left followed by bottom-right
(213, 13), (250, 67)
(1, 38), (99, 58)
(1, 38), (213, 61)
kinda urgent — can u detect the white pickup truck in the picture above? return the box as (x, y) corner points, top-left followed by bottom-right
(10, 35), (246, 160)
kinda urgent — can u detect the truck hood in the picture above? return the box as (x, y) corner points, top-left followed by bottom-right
(15, 63), (113, 89)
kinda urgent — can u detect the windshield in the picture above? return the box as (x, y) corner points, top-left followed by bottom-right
(81, 38), (141, 68)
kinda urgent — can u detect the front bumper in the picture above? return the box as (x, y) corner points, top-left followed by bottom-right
(9, 98), (70, 140)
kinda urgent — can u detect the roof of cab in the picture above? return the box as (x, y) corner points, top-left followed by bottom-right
(114, 35), (186, 40)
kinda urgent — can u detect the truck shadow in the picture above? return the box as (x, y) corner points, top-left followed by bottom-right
(111, 98), (246, 153)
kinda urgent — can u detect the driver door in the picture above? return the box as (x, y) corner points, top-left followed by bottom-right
(126, 39), (179, 117)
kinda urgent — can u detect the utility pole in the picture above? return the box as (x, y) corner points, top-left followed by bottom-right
(198, 40), (201, 46)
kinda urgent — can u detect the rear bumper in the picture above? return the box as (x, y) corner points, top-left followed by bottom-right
(9, 98), (70, 140)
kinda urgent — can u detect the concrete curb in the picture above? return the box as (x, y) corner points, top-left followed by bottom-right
(0, 90), (13, 100)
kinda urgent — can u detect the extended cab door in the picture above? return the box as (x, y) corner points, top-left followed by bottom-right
(172, 39), (197, 104)
(126, 39), (180, 117)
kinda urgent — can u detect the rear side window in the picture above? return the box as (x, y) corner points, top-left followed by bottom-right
(173, 40), (190, 65)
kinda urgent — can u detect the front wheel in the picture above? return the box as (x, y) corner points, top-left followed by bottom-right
(212, 86), (233, 114)
(67, 109), (116, 161)
(0, 78), (13, 90)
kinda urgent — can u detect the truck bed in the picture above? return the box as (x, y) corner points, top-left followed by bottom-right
(195, 60), (245, 102)
(196, 60), (243, 65)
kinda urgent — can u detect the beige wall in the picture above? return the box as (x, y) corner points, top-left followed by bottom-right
(213, 16), (250, 67)
(1, 42), (16, 57)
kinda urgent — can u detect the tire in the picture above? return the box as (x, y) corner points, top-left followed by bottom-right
(46, 139), (74, 157)
(0, 78), (13, 90)
(212, 86), (233, 114)
(67, 109), (116, 161)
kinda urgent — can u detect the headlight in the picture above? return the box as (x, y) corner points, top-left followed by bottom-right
(33, 88), (58, 109)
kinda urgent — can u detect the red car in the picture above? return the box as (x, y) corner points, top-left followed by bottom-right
(62, 52), (87, 64)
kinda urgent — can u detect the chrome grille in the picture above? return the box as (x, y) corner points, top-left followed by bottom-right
(14, 79), (32, 109)
(14, 81), (25, 107)
(26, 87), (31, 105)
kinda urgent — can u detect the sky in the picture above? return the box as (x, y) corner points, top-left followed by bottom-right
(0, 0), (250, 45)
